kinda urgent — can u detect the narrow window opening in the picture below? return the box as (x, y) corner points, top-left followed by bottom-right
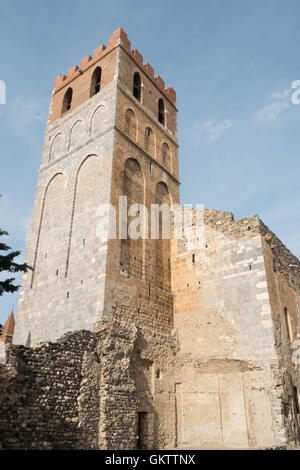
(67, 292), (69, 299)
(145, 127), (153, 153)
(95, 71), (101, 94)
(150, 162), (152, 174)
(156, 369), (161, 379)
(56, 270), (59, 276)
(249, 264), (252, 271)
(158, 98), (165, 125)
(133, 72), (141, 101)
(91, 67), (102, 97)
(192, 254), (195, 264)
(83, 239), (85, 246)
(62, 87), (73, 114)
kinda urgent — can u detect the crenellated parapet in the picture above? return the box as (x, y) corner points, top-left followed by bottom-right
(53, 28), (176, 105)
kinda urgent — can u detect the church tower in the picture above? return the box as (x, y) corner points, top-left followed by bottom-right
(14, 28), (179, 345)
(5, 28), (300, 450)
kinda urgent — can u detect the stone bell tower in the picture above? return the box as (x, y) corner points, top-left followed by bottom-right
(13, 28), (179, 346)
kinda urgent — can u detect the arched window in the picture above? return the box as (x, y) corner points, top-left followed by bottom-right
(133, 72), (141, 101)
(158, 98), (165, 125)
(120, 158), (144, 280)
(49, 133), (62, 162)
(145, 127), (154, 154)
(62, 88), (73, 114)
(162, 143), (170, 168)
(90, 105), (103, 137)
(125, 109), (137, 141)
(155, 182), (171, 291)
(90, 67), (102, 97)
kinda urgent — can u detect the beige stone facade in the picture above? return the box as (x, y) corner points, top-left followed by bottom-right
(170, 210), (300, 448)
(8, 28), (300, 449)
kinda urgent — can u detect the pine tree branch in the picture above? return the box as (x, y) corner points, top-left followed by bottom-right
(0, 243), (11, 251)
(0, 278), (20, 296)
(0, 222), (32, 295)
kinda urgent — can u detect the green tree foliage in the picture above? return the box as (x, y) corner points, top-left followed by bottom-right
(0, 193), (32, 296)
(0, 227), (31, 296)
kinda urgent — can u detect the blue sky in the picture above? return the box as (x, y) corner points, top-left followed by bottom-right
(0, 0), (300, 325)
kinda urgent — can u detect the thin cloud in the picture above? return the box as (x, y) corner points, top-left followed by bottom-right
(254, 86), (291, 123)
(269, 87), (291, 101)
(254, 101), (290, 123)
(194, 118), (233, 143)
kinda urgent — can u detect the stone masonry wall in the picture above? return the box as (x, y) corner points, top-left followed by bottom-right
(14, 78), (117, 346)
(170, 209), (300, 448)
(260, 220), (300, 443)
(15, 28), (179, 347)
(1, 290), (299, 450)
(50, 28), (176, 125)
(102, 41), (180, 336)
(0, 318), (182, 450)
(0, 330), (96, 449)
(0, 321), (178, 450)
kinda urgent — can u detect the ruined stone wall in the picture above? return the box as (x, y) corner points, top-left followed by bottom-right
(0, 330), (97, 449)
(130, 327), (179, 449)
(170, 209), (300, 449)
(0, 321), (178, 450)
(0, 341), (5, 364)
(0, 324), (137, 450)
(1, 302), (299, 450)
(172, 210), (277, 362)
(260, 221), (300, 443)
